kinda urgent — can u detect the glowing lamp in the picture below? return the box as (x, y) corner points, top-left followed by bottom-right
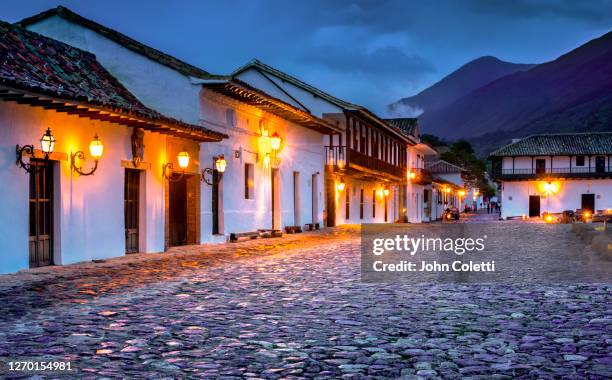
(177, 150), (190, 169)
(89, 134), (104, 159)
(583, 211), (591, 220)
(408, 171), (416, 180)
(40, 128), (55, 154)
(606, 208), (612, 215)
(215, 155), (227, 173)
(458, 190), (466, 197)
(446, 214), (453, 220)
(270, 132), (282, 151)
(336, 178), (346, 191)
(383, 188), (390, 197)
(263, 153), (271, 167)
(444, 187), (451, 193)
(544, 214), (555, 223)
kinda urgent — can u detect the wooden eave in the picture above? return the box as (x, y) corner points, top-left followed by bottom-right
(203, 81), (342, 134)
(0, 86), (222, 142)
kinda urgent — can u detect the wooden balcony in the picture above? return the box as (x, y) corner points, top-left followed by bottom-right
(325, 146), (405, 181)
(491, 167), (612, 181)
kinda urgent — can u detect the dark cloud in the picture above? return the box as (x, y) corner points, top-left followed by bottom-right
(2, 0), (611, 113)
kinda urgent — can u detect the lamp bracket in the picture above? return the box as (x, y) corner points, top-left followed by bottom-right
(163, 163), (185, 182)
(71, 151), (99, 176)
(16, 144), (49, 174)
(201, 167), (223, 185)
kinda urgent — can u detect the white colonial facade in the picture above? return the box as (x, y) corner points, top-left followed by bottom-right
(490, 133), (612, 219)
(23, 6), (337, 243)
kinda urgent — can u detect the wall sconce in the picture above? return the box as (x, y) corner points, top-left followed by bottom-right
(541, 181), (559, 196)
(336, 177), (346, 191)
(408, 171), (416, 181)
(71, 134), (104, 176)
(163, 149), (190, 182)
(201, 155), (227, 185)
(383, 188), (390, 197)
(444, 186), (451, 193)
(16, 128), (55, 173)
(270, 132), (282, 151)
(458, 190), (466, 197)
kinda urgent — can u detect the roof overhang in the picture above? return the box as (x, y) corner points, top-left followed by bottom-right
(415, 142), (438, 155)
(201, 79), (342, 134)
(347, 109), (415, 145)
(0, 86), (225, 142)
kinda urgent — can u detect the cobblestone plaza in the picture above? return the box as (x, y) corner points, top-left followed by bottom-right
(0, 221), (610, 378)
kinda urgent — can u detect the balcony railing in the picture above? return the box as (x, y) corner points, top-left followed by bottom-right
(492, 166), (612, 180)
(325, 145), (405, 179)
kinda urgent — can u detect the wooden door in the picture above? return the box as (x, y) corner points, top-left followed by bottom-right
(311, 173), (318, 225)
(29, 160), (53, 267)
(212, 169), (220, 235)
(581, 194), (595, 213)
(124, 169), (140, 253)
(595, 156), (605, 173)
(169, 176), (188, 246)
(529, 195), (540, 217)
(535, 159), (546, 174)
(271, 169), (281, 230)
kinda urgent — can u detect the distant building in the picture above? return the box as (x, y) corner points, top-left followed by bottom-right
(427, 160), (468, 218)
(489, 133), (612, 219)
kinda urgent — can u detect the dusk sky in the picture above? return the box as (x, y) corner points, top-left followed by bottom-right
(4, 0), (612, 114)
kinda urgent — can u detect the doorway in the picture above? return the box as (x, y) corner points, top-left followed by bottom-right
(311, 173), (318, 225)
(581, 193), (595, 213)
(212, 169), (221, 235)
(29, 160), (54, 268)
(169, 176), (188, 246)
(124, 169), (140, 253)
(293, 172), (301, 226)
(529, 195), (540, 217)
(271, 168), (281, 230)
(595, 156), (606, 173)
(535, 159), (546, 174)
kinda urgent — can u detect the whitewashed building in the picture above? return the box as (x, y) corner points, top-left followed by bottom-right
(489, 133), (612, 219)
(233, 60), (433, 225)
(0, 21), (224, 273)
(21, 6), (339, 243)
(385, 119), (437, 222)
(426, 160), (468, 218)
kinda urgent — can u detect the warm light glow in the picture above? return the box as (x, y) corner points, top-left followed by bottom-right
(383, 188), (390, 197)
(270, 132), (282, 151)
(89, 134), (104, 159)
(263, 153), (271, 167)
(40, 128), (55, 154)
(541, 181), (560, 195)
(446, 214), (453, 220)
(544, 214), (555, 223)
(408, 171), (416, 180)
(458, 190), (466, 197)
(177, 150), (190, 169)
(522, 214), (527, 220)
(336, 179), (346, 191)
(606, 208), (612, 214)
(584, 211), (591, 219)
(474, 190), (480, 196)
(444, 187), (451, 193)
(215, 155), (227, 173)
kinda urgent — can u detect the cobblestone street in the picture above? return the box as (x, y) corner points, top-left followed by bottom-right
(0, 224), (610, 379)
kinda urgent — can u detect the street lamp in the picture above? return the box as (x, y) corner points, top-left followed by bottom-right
(383, 188), (390, 197)
(16, 128), (56, 173)
(270, 132), (282, 151)
(71, 134), (104, 176)
(202, 155), (227, 185)
(336, 177), (346, 191)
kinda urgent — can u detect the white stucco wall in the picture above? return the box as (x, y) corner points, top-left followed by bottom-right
(198, 91), (326, 241)
(0, 101), (189, 273)
(26, 16), (202, 124)
(235, 68), (344, 119)
(501, 179), (612, 219)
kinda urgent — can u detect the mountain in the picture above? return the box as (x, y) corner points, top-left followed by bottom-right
(389, 56), (534, 116)
(391, 30), (612, 156)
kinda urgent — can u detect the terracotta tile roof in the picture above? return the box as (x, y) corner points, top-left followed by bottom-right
(0, 20), (225, 141)
(384, 118), (419, 137)
(17, 6), (224, 80)
(427, 160), (465, 174)
(489, 132), (612, 157)
(232, 59), (414, 143)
